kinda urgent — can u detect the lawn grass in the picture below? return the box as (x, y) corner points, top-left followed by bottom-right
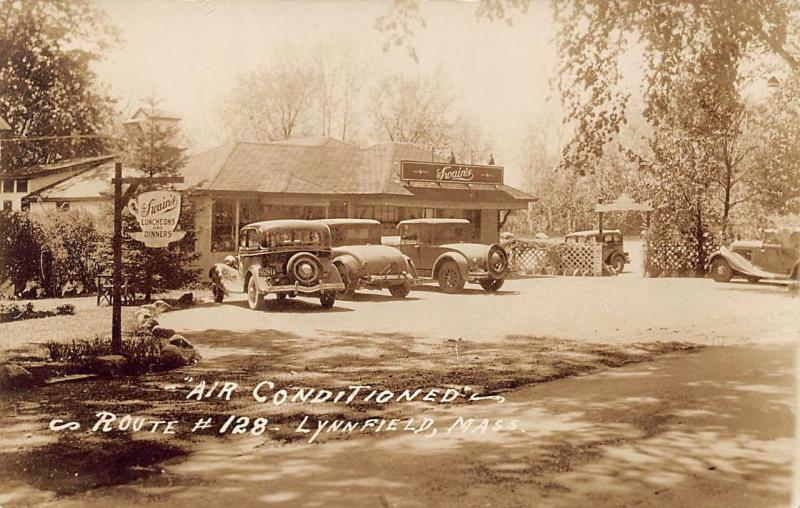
(0, 305), (138, 362)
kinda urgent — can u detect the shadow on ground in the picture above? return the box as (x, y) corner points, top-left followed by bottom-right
(0, 327), (704, 506)
(46, 342), (790, 508)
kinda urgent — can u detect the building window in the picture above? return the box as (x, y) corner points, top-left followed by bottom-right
(3, 200), (12, 211)
(1, 180), (12, 193)
(356, 205), (397, 223)
(212, 199), (236, 252)
(402, 207), (424, 221)
(301, 206), (325, 220)
(240, 199), (261, 226)
(465, 209), (482, 241)
(15, 179), (28, 193)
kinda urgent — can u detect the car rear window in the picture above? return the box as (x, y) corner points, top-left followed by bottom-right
(263, 230), (325, 248)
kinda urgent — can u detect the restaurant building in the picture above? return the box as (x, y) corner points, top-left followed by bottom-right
(182, 137), (534, 270)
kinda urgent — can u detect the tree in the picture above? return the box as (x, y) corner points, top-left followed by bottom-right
(448, 115), (494, 165)
(221, 48), (315, 142)
(369, 68), (453, 148)
(120, 97), (199, 301)
(311, 40), (365, 143)
(749, 74), (800, 216)
(0, 0), (118, 169)
(0, 211), (42, 294)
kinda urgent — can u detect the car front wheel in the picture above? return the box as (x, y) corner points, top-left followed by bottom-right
(610, 253), (626, 274)
(479, 278), (504, 291)
(320, 291), (336, 308)
(437, 260), (465, 294)
(709, 258), (733, 283)
(246, 276), (265, 310)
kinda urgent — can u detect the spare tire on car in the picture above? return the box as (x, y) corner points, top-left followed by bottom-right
(287, 252), (322, 286)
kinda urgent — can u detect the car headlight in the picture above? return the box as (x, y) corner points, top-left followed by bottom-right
(491, 251), (503, 268)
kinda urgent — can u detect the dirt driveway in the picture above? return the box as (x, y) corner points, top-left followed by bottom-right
(159, 275), (798, 346)
(1, 274), (797, 507)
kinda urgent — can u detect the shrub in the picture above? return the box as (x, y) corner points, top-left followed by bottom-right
(0, 302), (57, 322)
(0, 211), (43, 294)
(34, 209), (106, 296)
(43, 332), (168, 374)
(56, 304), (76, 315)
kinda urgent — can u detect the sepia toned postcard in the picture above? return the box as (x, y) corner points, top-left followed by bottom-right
(0, 1), (798, 506)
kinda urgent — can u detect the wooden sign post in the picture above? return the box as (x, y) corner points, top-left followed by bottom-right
(111, 161), (184, 353)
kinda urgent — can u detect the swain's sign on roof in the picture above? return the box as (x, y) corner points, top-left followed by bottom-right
(400, 161), (503, 185)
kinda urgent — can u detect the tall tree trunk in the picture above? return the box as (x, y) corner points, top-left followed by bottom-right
(695, 199), (705, 276)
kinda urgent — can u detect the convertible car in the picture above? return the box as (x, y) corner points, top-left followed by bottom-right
(707, 228), (800, 283)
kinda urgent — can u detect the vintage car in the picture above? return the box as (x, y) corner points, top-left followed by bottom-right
(565, 229), (629, 273)
(209, 220), (345, 309)
(315, 218), (417, 298)
(394, 218), (508, 293)
(707, 228), (800, 283)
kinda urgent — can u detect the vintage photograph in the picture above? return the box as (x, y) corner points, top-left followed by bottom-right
(0, 0), (798, 506)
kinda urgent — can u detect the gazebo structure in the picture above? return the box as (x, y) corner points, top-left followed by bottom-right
(596, 195), (653, 234)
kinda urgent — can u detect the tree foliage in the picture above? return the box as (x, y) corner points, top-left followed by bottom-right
(369, 68), (453, 148)
(0, 211), (42, 294)
(0, 0), (118, 169)
(221, 48), (315, 142)
(120, 97), (199, 300)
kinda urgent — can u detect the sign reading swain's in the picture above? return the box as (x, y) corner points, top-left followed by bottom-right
(127, 190), (186, 248)
(400, 160), (504, 185)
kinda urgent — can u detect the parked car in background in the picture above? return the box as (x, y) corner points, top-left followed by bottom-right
(565, 229), (629, 273)
(316, 218), (417, 298)
(394, 219), (508, 293)
(209, 220), (345, 310)
(707, 228), (800, 283)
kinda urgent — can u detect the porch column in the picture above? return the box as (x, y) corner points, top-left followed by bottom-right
(234, 197), (241, 249)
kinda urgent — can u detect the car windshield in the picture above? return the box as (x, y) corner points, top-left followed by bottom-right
(400, 225), (418, 242)
(262, 229), (326, 248)
(330, 224), (381, 246)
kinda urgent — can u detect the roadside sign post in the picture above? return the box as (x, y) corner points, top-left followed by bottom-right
(110, 161), (184, 354)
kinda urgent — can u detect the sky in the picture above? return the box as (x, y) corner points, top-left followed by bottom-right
(95, 0), (567, 186)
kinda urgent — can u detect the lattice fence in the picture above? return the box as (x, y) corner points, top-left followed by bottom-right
(644, 239), (719, 277)
(509, 241), (603, 276)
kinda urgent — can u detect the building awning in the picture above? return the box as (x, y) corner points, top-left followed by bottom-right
(350, 183), (532, 210)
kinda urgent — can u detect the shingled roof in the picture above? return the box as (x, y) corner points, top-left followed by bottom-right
(180, 137), (533, 202)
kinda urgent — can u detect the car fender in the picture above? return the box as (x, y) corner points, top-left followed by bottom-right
(709, 246), (783, 280)
(403, 255), (418, 278)
(432, 252), (469, 280)
(791, 259), (800, 280)
(210, 263), (244, 294)
(321, 257), (345, 285)
(244, 264), (270, 293)
(331, 253), (361, 278)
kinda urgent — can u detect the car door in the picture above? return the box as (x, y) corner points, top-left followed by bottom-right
(751, 233), (782, 273)
(398, 225), (427, 274)
(420, 225), (446, 271)
(779, 231), (800, 274)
